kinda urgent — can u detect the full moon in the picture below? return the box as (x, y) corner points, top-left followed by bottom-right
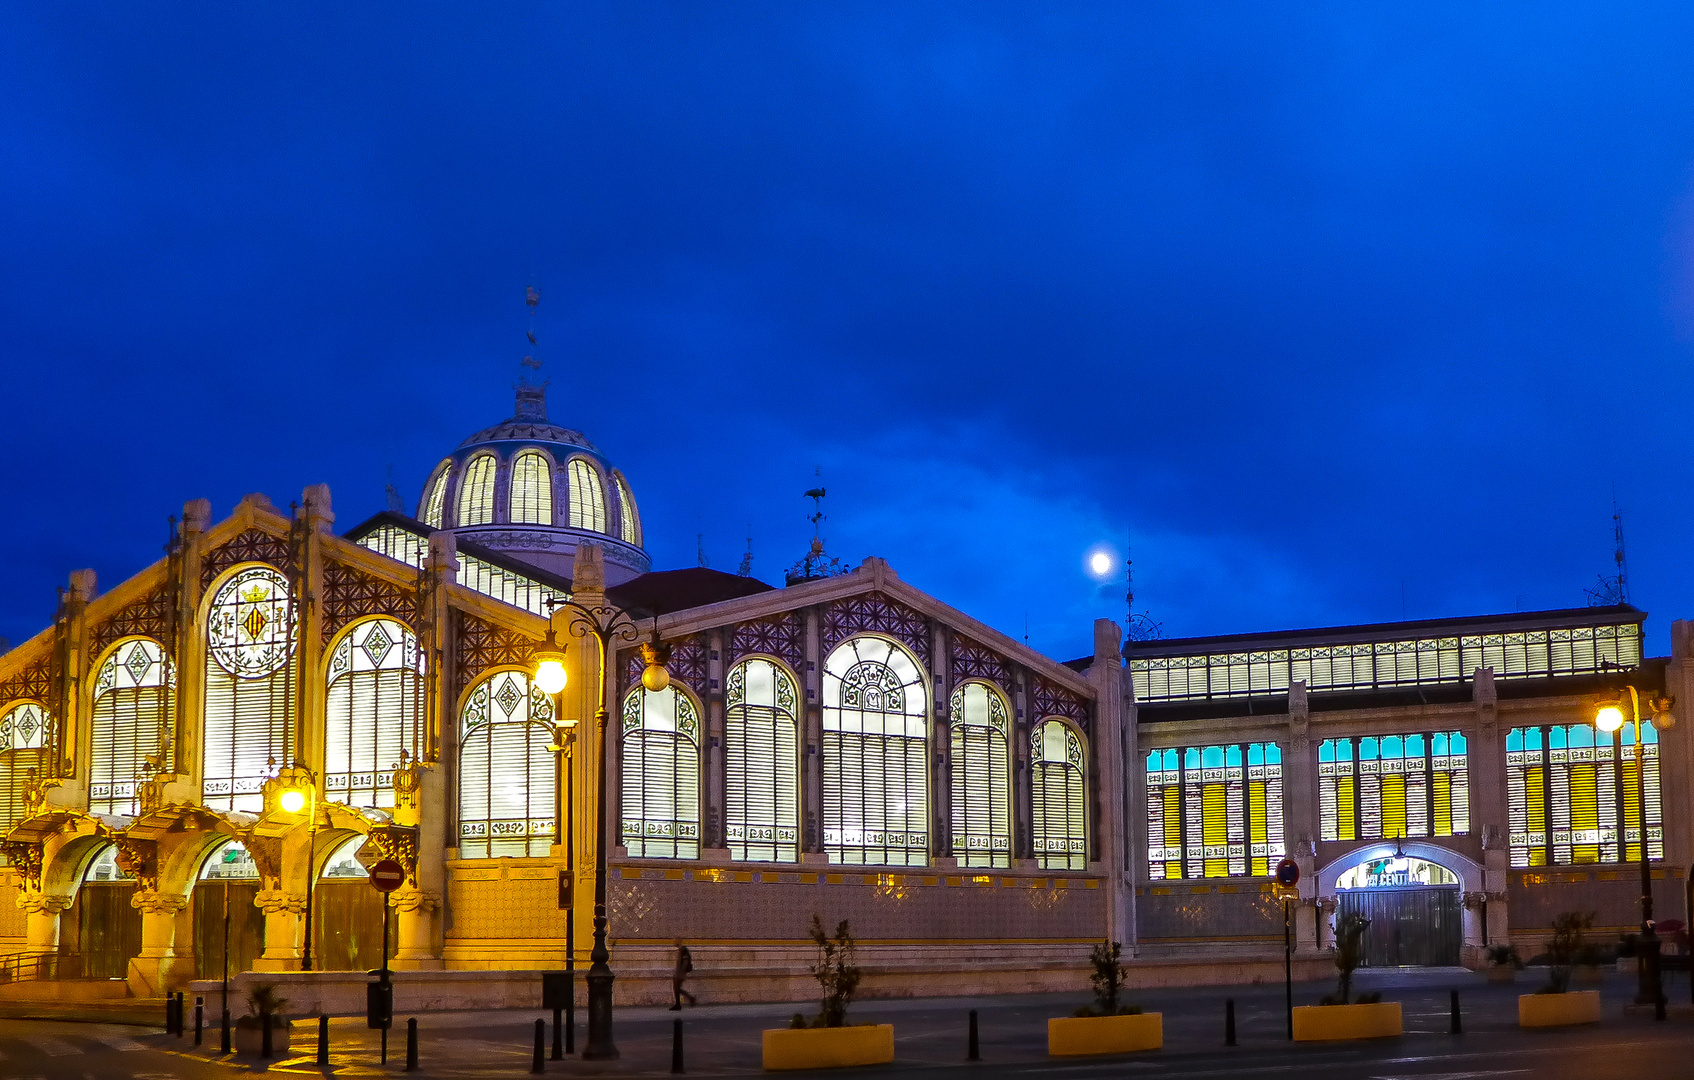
(1088, 552), (1112, 576)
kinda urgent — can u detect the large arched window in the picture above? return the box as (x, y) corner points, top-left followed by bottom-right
(0, 701), (53, 836)
(821, 636), (929, 866)
(325, 618), (424, 808)
(620, 686), (701, 859)
(202, 566), (297, 812)
(949, 681), (1011, 868)
(420, 459), (451, 528)
(568, 458), (606, 533)
(457, 453), (497, 526)
(613, 471), (641, 545)
(510, 450), (553, 525)
(89, 638), (175, 816)
(724, 658), (799, 862)
(1031, 718), (1087, 870)
(1506, 722), (1660, 867)
(458, 670), (556, 858)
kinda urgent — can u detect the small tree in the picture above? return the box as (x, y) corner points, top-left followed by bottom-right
(1543, 911), (1594, 994)
(1322, 913), (1371, 1005)
(1077, 939), (1141, 1017)
(801, 915), (862, 1028)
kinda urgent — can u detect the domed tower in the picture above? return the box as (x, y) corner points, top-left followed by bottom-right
(416, 382), (650, 586)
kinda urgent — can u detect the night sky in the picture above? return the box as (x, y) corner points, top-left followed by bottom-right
(4, 5), (1693, 661)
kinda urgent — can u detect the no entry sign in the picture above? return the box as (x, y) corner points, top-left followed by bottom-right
(369, 859), (405, 893)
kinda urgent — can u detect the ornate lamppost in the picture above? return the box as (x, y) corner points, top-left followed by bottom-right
(533, 600), (670, 1061)
(271, 762), (321, 972)
(1594, 665), (1675, 1013)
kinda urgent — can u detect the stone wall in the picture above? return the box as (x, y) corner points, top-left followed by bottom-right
(1135, 882), (1284, 943)
(1507, 866), (1688, 939)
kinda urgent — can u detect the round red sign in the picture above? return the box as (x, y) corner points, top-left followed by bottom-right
(369, 859), (406, 893)
(1274, 857), (1300, 887)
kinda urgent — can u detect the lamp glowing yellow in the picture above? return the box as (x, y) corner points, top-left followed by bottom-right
(279, 789), (307, 814)
(1595, 704), (1626, 734)
(1089, 552), (1112, 576)
(641, 662), (671, 693)
(534, 654), (568, 696)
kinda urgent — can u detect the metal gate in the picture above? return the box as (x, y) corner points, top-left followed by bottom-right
(1337, 886), (1461, 967)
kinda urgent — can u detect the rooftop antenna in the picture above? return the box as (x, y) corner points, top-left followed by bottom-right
(1584, 493), (1630, 607)
(384, 464), (403, 513)
(737, 527), (754, 577)
(1124, 528), (1163, 644)
(514, 284), (548, 421)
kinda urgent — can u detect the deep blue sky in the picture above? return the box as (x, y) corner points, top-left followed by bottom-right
(4, 5), (1693, 660)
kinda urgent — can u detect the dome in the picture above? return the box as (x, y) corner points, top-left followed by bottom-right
(417, 383), (649, 586)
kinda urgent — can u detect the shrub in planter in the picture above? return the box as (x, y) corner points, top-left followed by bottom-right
(1293, 913), (1400, 1040)
(764, 917), (893, 1070)
(1485, 944), (1522, 983)
(232, 984), (292, 1056)
(1538, 910), (1595, 995)
(1048, 940), (1159, 1056)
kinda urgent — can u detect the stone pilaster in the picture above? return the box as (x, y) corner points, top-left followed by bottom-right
(127, 890), (193, 996)
(801, 607), (824, 861)
(171, 500), (211, 803)
(294, 485), (333, 777)
(564, 542), (608, 966)
(391, 884), (441, 969)
(1469, 668), (1511, 938)
(1086, 619), (1130, 946)
(18, 891), (72, 953)
(252, 889), (306, 971)
(58, 569), (96, 792)
(1283, 681), (1319, 888)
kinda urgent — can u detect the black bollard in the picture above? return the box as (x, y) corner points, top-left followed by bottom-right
(1449, 990), (1461, 1034)
(967, 1009), (979, 1061)
(406, 1017), (419, 1072)
(552, 1006), (563, 1060)
(1656, 987), (1667, 1023)
(318, 1014), (330, 1066)
(671, 1018), (684, 1075)
(531, 1018), (545, 1074)
(261, 1007), (273, 1059)
(1225, 998), (1237, 1046)
(165, 994), (175, 1035)
(194, 998), (204, 1046)
(220, 1008), (231, 1054)
(179, 993), (188, 1037)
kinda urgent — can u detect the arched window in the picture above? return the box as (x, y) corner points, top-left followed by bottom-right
(725, 658), (799, 862)
(325, 618), (424, 808)
(949, 681), (1011, 867)
(420, 459), (451, 528)
(568, 458), (606, 533)
(510, 450), (553, 525)
(620, 686), (701, 859)
(89, 638), (175, 816)
(458, 670), (555, 858)
(613, 471), (641, 545)
(821, 636), (929, 866)
(457, 454), (497, 526)
(1031, 719), (1087, 870)
(202, 566), (297, 812)
(1506, 722), (1658, 867)
(0, 701), (53, 836)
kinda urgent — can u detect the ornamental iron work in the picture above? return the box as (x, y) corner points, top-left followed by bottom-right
(823, 592), (931, 667)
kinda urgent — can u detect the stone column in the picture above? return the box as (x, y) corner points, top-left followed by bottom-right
(19, 892), (71, 953)
(391, 885), (440, 968)
(394, 762), (446, 970)
(253, 889), (306, 970)
(295, 485), (334, 778)
(171, 500), (211, 803)
(127, 891), (192, 996)
(801, 607), (824, 861)
(1086, 620), (1130, 946)
(59, 569), (96, 795)
(1660, 621), (1693, 887)
(564, 543), (608, 965)
(1468, 669), (1512, 947)
(704, 628), (727, 853)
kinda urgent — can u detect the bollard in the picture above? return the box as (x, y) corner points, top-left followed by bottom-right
(531, 1018), (545, 1074)
(1225, 998), (1237, 1046)
(318, 1014), (330, 1066)
(178, 993), (188, 1037)
(565, 985), (575, 1055)
(261, 1007), (273, 1059)
(552, 1006), (563, 1060)
(671, 1018), (684, 1075)
(220, 1008), (231, 1054)
(194, 998), (204, 1046)
(406, 1017), (419, 1072)
(165, 994), (175, 1035)
(1656, 988), (1667, 1023)
(967, 1009), (979, 1061)
(1449, 990), (1461, 1034)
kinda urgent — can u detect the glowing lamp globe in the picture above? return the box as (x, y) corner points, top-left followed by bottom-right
(641, 662), (671, 693)
(279, 789), (307, 814)
(534, 651), (568, 696)
(1595, 704), (1626, 734)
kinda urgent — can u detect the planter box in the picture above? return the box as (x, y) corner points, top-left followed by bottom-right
(1485, 966), (1518, 984)
(1047, 1013), (1162, 1056)
(1519, 990), (1601, 1028)
(1291, 1002), (1402, 1042)
(762, 1025), (894, 1071)
(232, 1018), (292, 1057)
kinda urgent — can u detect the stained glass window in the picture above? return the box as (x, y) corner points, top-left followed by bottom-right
(613, 471), (641, 546)
(724, 658), (799, 862)
(821, 636), (929, 866)
(421, 460), (451, 528)
(0, 701), (53, 837)
(1506, 722), (1661, 867)
(458, 670), (555, 858)
(568, 458), (607, 533)
(324, 618), (424, 808)
(510, 450), (553, 525)
(1032, 718), (1087, 870)
(1146, 741), (1284, 879)
(1318, 732), (1468, 843)
(620, 686), (702, 859)
(949, 681), (1011, 868)
(457, 454), (497, 527)
(89, 638), (175, 816)
(202, 566), (297, 812)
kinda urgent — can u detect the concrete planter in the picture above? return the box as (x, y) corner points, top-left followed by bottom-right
(1518, 990), (1601, 1028)
(1047, 1012), (1162, 1056)
(1291, 1002), (1402, 1041)
(761, 1025), (894, 1071)
(1485, 966), (1518, 983)
(232, 1016), (292, 1056)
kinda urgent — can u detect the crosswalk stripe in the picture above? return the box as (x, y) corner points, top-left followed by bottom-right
(96, 1034), (145, 1051)
(25, 1037), (80, 1056)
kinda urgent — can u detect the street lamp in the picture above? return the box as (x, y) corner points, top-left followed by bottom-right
(538, 599), (669, 1061)
(1593, 665), (1675, 1013)
(277, 769), (320, 972)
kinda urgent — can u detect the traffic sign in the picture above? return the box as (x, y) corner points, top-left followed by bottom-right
(1274, 858), (1300, 888)
(370, 859), (405, 893)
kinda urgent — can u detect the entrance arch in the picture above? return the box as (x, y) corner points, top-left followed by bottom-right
(1319, 842), (1483, 966)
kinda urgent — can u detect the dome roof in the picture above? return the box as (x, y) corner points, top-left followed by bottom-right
(457, 419), (598, 453)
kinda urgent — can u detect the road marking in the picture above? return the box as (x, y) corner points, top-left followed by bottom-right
(1370, 1073), (1528, 1080)
(25, 1037), (80, 1057)
(96, 1034), (145, 1051)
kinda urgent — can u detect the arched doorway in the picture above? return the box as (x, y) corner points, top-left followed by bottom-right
(1321, 841), (1481, 968)
(192, 839), (266, 978)
(309, 835), (391, 971)
(61, 845), (142, 979)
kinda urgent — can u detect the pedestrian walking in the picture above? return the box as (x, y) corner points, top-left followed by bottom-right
(670, 940), (696, 1010)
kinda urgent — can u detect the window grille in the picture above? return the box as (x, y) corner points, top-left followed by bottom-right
(1506, 722), (1661, 867)
(820, 636), (929, 866)
(202, 566), (297, 812)
(949, 682), (1011, 868)
(620, 686), (702, 858)
(724, 658), (799, 862)
(1031, 719), (1087, 870)
(1145, 741), (1284, 879)
(614, 472), (641, 546)
(356, 525), (566, 616)
(325, 618), (424, 808)
(457, 454), (497, 527)
(510, 450), (553, 525)
(568, 459), (607, 533)
(0, 701), (52, 836)
(356, 526), (428, 569)
(421, 460), (451, 529)
(457, 670), (556, 858)
(1318, 732), (1468, 843)
(89, 639), (175, 817)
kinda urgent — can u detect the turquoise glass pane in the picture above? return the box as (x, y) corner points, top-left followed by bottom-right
(1381, 736), (1404, 759)
(1505, 729), (1522, 752)
(1569, 725), (1594, 749)
(1319, 740), (1335, 763)
(1225, 745), (1242, 767)
(1449, 731), (1466, 755)
(1360, 737), (1379, 761)
(1644, 720), (1659, 745)
(1406, 733), (1426, 757)
(1248, 744), (1264, 766)
(1202, 745), (1225, 769)
(1266, 742), (1282, 764)
(1524, 727), (1542, 752)
(1184, 747), (1201, 770)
